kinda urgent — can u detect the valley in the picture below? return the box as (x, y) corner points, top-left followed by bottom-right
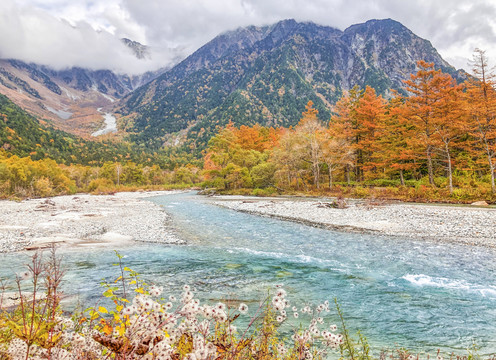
(1, 11), (496, 359)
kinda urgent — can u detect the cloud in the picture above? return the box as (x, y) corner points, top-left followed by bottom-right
(0, 0), (173, 74)
(121, 0), (496, 72)
(2, 0), (496, 74)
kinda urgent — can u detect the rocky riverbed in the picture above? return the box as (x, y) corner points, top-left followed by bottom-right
(0, 191), (184, 253)
(214, 197), (496, 247)
(2, 191), (496, 252)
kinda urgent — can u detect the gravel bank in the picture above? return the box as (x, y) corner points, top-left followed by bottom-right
(0, 191), (184, 253)
(214, 198), (496, 247)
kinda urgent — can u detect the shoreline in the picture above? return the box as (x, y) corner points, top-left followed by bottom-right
(0, 190), (185, 253)
(2, 190), (496, 253)
(212, 196), (496, 248)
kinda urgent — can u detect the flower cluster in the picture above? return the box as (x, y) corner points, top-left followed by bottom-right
(272, 292), (344, 358)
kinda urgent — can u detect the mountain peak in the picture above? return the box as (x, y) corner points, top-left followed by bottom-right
(121, 38), (150, 60)
(344, 18), (411, 34)
(119, 18), (465, 150)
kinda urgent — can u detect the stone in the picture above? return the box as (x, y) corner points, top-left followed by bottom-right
(471, 201), (489, 206)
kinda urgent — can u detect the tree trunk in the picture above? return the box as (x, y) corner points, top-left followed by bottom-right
(445, 143), (453, 194)
(484, 140), (496, 193)
(328, 166), (333, 189)
(489, 155), (496, 194)
(356, 149), (363, 182)
(116, 167), (121, 187)
(313, 162), (320, 189)
(426, 145), (435, 186)
(399, 169), (405, 186)
(345, 165), (351, 184)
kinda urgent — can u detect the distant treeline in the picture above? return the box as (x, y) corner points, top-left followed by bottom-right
(0, 93), (198, 169)
(0, 91), (203, 198)
(0, 151), (202, 199)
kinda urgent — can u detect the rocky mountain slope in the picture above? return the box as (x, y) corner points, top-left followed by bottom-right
(0, 39), (166, 138)
(117, 18), (466, 150)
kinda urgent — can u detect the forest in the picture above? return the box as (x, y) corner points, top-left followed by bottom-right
(1, 50), (496, 202)
(203, 52), (496, 203)
(0, 92), (202, 198)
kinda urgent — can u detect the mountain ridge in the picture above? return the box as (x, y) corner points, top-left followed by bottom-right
(0, 38), (167, 138)
(116, 18), (466, 151)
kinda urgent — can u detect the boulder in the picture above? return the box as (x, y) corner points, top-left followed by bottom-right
(471, 201), (489, 206)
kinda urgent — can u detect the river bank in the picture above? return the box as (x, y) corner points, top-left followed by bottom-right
(2, 191), (496, 253)
(0, 190), (184, 253)
(213, 196), (496, 247)
(1, 191), (496, 353)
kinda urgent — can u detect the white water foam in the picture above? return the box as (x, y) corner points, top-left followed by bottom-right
(228, 246), (349, 272)
(402, 274), (496, 298)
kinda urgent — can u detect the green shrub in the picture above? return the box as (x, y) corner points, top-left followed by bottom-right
(351, 186), (370, 198)
(252, 187), (277, 196)
(88, 178), (115, 194)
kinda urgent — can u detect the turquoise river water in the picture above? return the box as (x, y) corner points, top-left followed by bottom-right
(2, 191), (495, 354)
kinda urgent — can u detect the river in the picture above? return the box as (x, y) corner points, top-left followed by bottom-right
(91, 109), (117, 136)
(2, 191), (495, 354)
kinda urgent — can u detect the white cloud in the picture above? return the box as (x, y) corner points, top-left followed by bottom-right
(2, 0), (496, 74)
(121, 0), (496, 72)
(0, 0), (173, 74)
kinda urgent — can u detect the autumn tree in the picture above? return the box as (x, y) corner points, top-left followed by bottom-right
(330, 86), (362, 183)
(294, 101), (325, 188)
(465, 48), (496, 193)
(403, 60), (453, 186)
(430, 76), (466, 193)
(330, 86), (386, 182)
(353, 86), (387, 180)
(271, 128), (308, 190)
(203, 122), (280, 190)
(375, 94), (417, 185)
(320, 131), (354, 188)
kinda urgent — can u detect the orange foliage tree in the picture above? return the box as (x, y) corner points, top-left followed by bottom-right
(330, 86), (362, 183)
(353, 86), (387, 180)
(430, 75), (466, 193)
(374, 94), (417, 185)
(465, 49), (496, 193)
(330, 86), (386, 182)
(403, 60), (457, 186)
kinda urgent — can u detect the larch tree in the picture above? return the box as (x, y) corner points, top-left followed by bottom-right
(233, 124), (268, 152)
(375, 93), (417, 185)
(295, 101), (325, 188)
(330, 85), (362, 183)
(353, 86), (387, 180)
(431, 74), (466, 193)
(465, 48), (496, 193)
(403, 60), (447, 186)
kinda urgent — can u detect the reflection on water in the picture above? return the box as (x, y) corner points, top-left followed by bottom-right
(1, 191), (495, 354)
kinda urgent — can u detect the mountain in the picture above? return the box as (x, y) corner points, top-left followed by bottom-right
(0, 93), (137, 164)
(122, 38), (151, 60)
(0, 92), (199, 168)
(0, 39), (167, 138)
(117, 18), (467, 151)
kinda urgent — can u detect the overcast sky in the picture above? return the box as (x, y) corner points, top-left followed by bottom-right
(1, 0), (495, 75)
